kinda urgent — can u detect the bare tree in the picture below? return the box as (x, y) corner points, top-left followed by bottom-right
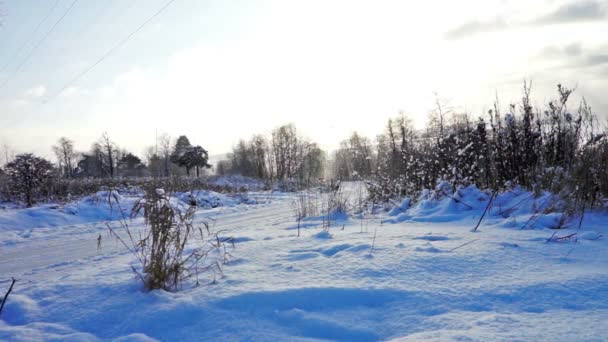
(99, 132), (117, 178)
(158, 133), (172, 177)
(52, 137), (76, 178)
(271, 124), (299, 180)
(1, 142), (15, 167)
(334, 132), (374, 180)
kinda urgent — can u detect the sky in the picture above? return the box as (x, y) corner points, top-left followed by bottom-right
(0, 0), (607, 161)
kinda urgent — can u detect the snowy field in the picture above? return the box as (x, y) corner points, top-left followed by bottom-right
(1, 183), (607, 341)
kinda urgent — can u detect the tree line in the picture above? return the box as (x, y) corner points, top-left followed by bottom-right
(1, 82), (607, 211)
(0, 132), (212, 206)
(51, 132), (211, 180)
(333, 83), (607, 214)
(216, 123), (326, 188)
(0, 123), (328, 206)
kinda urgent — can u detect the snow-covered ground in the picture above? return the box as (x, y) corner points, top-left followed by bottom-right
(208, 175), (266, 191)
(0, 189), (263, 246)
(1, 183), (607, 341)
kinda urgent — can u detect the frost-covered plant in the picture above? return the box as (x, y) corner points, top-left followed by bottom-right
(366, 82), (608, 215)
(107, 188), (231, 291)
(290, 185), (349, 233)
(320, 185), (349, 230)
(292, 191), (320, 218)
(291, 190), (321, 236)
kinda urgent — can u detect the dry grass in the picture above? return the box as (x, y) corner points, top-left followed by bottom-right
(106, 187), (232, 291)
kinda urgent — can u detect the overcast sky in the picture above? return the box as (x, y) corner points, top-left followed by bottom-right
(0, 0), (606, 159)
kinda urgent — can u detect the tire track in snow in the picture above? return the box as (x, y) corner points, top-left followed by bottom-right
(0, 198), (296, 280)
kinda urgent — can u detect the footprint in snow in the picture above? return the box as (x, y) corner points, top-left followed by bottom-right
(414, 245), (442, 253)
(226, 258), (248, 266)
(285, 265), (300, 272)
(413, 235), (450, 241)
(319, 243), (352, 256)
(312, 231), (332, 239)
(579, 231), (602, 240)
(345, 243), (372, 253)
(285, 252), (320, 261)
(288, 243), (366, 259)
(230, 237), (254, 243)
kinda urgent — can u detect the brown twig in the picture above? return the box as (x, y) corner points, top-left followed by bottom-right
(369, 227), (378, 255)
(550, 233), (578, 242)
(577, 204), (585, 230)
(0, 277), (16, 318)
(442, 191), (473, 209)
(546, 231), (558, 243)
(449, 238), (480, 252)
(521, 194), (553, 230)
(497, 193), (533, 217)
(472, 192), (495, 232)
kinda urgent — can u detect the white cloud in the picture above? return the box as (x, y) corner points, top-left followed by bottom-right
(59, 86), (89, 98)
(24, 85), (47, 98)
(3, 0), (607, 157)
(11, 99), (29, 107)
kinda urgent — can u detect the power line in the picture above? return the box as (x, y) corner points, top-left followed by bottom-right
(0, 0), (61, 77)
(48, 0), (177, 103)
(1, 0), (178, 128)
(66, 0), (116, 43)
(0, 0), (79, 91)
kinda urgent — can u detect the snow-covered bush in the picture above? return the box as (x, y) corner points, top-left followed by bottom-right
(366, 82), (608, 217)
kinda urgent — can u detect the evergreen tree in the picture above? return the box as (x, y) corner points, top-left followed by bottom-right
(118, 153), (145, 177)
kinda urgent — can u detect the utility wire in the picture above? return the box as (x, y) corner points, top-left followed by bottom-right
(0, 0), (61, 77)
(46, 0), (177, 104)
(1, 0), (177, 128)
(66, 0), (116, 44)
(0, 0), (79, 91)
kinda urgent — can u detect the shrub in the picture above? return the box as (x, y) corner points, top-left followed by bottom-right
(5, 154), (56, 207)
(108, 187), (231, 291)
(0, 174), (256, 205)
(367, 83), (608, 213)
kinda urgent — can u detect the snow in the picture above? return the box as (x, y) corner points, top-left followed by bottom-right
(175, 190), (258, 208)
(208, 175), (266, 191)
(387, 198), (410, 216)
(1, 182), (608, 341)
(0, 189), (262, 246)
(579, 231), (603, 241)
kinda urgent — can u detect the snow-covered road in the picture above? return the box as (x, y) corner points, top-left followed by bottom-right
(0, 193), (294, 280)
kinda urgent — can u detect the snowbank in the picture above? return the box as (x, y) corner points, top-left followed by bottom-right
(176, 190), (257, 208)
(0, 192), (135, 234)
(384, 183), (603, 231)
(0, 189), (261, 245)
(208, 175), (266, 190)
